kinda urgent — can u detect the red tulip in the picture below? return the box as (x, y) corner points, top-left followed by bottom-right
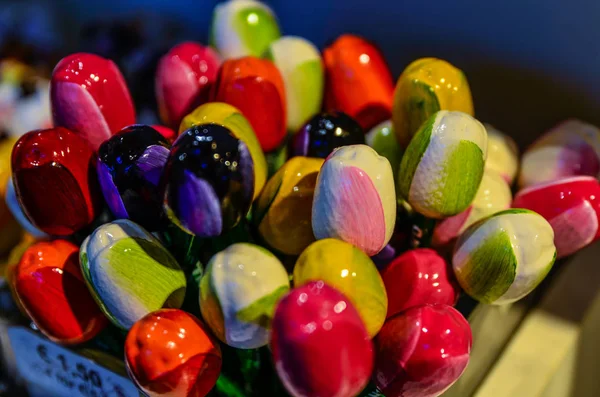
(51, 53), (136, 151)
(151, 124), (177, 143)
(11, 127), (102, 236)
(211, 56), (286, 152)
(323, 34), (394, 130)
(10, 240), (107, 344)
(374, 304), (472, 397)
(155, 42), (221, 130)
(381, 249), (459, 318)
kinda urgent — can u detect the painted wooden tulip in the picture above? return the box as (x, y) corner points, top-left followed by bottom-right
(50, 53), (135, 151)
(211, 56), (286, 152)
(5, 179), (47, 238)
(519, 119), (600, 188)
(484, 124), (519, 184)
(265, 36), (324, 133)
(155, 42), (221, 130)
(392, 58), (474, 148)
(453, 209), (556, 304)
(11, 240), (108, 344)
(291, 111), (365, 159)
(294, 238), (388, 337)
(323, 34), (394, 130)
(312, 144), (396, 255)
(513, 176), (600, 258)
(179, 102), (267, 200)
(271, 281), (374, 397)
(12, 127), (102, 236)
(97, 124), (170, 230)
(125, 309), (222, 397)
(80, 219), (186, 329)
(432, 170), (512, 247)
(210, 0), (281, 60)
(0, 136), (23, 254)
(254, 157), (323, 255)
(381, 249), (458, 318)
(374, 304), (472, 397)
(366, 120), (403, 182)
(398, 111), (487, 219)
(199, 243), (290, 349)
(163, 124), (254, 237)
(152, 125), (177, 143)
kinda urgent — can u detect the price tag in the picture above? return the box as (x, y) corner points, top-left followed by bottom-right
(7, 326), (140, 397)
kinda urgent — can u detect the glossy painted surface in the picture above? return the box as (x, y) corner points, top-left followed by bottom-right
(163, 124), (254, 237)
(484, 124), (519, 184)
(266, 36), (324, 133)
(11, 240), (107, 344)
(453, 209), (556, 304)
(125, 309), (221, 397)
(312, 144), (396, 255)
(80, 219), (186, 329)
(199, 243), (289, 349)
(5, 179), (47, 239)
(209, 0), (281, 59)
(211, 56), (286, 152)
(97, 124), (170, 230)
(374, 304), (472, 397)
(152, 125), (177, 143)
(50, 53), (135, 151)
(366, 120), (403, 182)
(392, 58), (474, 148)
(179, 102), (267, 200)
(254, 156), (322, 255)
(156, 42), (221, 130)
(433, 170), (512, 247)
(398, 111), (487, 219)
(513, 176), (600, 258)
(271, 282), (373, 397)
(12, 127), (102, 236)
(291, 111), (365, 159)
(0, 136), (23, 255)
(294, 239), (388, 337)
(381, 249), (458, 318)
(519, 119), (600, 188)
(323, 34), (394, 131)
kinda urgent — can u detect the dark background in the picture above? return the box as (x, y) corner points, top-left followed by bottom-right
(3, 0), (599, 147)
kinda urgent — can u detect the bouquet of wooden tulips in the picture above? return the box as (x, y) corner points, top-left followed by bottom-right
(2, 1), (600, 396)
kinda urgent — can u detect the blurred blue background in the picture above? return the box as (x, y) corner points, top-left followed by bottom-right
(2, 0), (599, 146)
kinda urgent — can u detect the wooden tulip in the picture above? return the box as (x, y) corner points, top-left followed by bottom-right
(12, 127), (102, 236)
(5, 179), (48, 238)
(398, 110), (487, 219)
(513, 176), (600, 258)
(179, 102), (267, 200)
(254, 156), (323, 255)
(152, 125), (177, 143)
(0, 136), (23, 254)
(11, 240), (107, 344)
(484, 124), (519, 184)
(163, 124), (254, 237)
(266, 36), (324, 132)
(125, 309), (221, 397)
(97, 125), (170, 230)
(199, 243), (290, 349)
(374, 304), (472, 397)
(80, 219), (186, 329)
(433, 170), (512, 247)
(392, 58), (474, 147)
(323, 34), (394, 130)
(155, 42), (221, 130)
(210, 0), (281, 60)
(312, 144), (396, 255)
(453, 209), (556, 304)
(366, 120), (403, 182)
(294, 238), (388, 337)
(211, 56), (286, 152)
(381, 249), (459, 318)
(271, 281), (373, 397)
(519, 119), (600, 188)
(50, 53), (135, 151)
(291, 111), (364, 159)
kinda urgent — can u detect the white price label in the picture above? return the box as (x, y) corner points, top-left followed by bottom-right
(7, 326), (140, 397)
